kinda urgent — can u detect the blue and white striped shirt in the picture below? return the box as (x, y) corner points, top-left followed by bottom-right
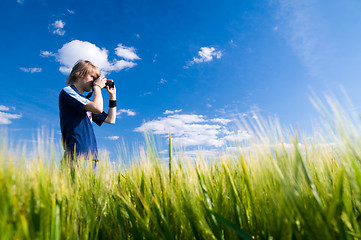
(59, 85), (107, 159)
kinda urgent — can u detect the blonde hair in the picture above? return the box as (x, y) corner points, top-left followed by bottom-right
(66, 60), (100, 85)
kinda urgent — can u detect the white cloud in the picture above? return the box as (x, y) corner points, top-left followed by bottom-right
(20, 67), (42, 73)
(135, 115), (224, 147)
(17, 0), (24, 4)
(135, 113), (248, 147)
(159, 78), (167, 84)
(163, 109), (182, 114)
(0, 105), (9, 111)
(59, 66), (72, 74)
(115, 44), (141, 61)
(117, 109), (136, 117)
(179, 149), (218, 158)
(42, 40), (140, 75)
(206, 104), (213, 108)
(186, 47), (222, 68)
(0, 106), (22, 124)
(53, 20), (65, 29)
(67, 9), (75, 14)
(158, 148), (221, 165)
(57, 40), (108, 73)
(53, 28), (65, 36)
(40, 51), (56, 57)
(210, 118), (231, 125)
(105, 60), (137, 73)
(105, 136), (120, 140)
(223, 130), (251, 142)
(50, 20), (65, 36)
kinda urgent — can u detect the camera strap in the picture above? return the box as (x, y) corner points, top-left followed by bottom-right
(85, 91), (93, 99)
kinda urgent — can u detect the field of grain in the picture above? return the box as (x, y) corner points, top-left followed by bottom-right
(1, 96), (361, 239)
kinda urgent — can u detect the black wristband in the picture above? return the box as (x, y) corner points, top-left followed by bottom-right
(109, 100), (117, 108)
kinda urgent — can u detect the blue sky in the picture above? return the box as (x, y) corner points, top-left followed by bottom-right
(1, 0), (361, 159)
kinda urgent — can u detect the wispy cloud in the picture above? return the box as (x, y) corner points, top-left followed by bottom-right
(20, 67), (42, 73)
(159, 78), (167, 84)
(163, 109), (182, 114)
(275, 0), (324, 76)
(210, 118), (231, 125)
(135, 113), (250, 147)
(40, 51), (56, 57)
(67, 9), (75, 14)
(41, 40), (141, 75)
(185, 47), (222, 68)
(223, 130), (250, 141)
(160, 148), (218, 159)
(230, 39), (237, 48)
(117, 109), (136, 117)
(0, 105), (22, 124)
(16, 0), (24, 4)
(140, 92), (152, 96)
(50, 20), (66, 36)
(105, 136), (120, 140)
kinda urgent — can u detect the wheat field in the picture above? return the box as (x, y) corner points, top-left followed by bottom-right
(1, 96), (361, 239)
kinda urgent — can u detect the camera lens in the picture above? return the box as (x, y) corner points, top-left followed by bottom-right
(106, 80), (114, 88)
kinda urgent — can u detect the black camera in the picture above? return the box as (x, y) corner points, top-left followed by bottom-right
(105, 80), (114, 88)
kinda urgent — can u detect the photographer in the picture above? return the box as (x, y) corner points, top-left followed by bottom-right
(59, 60), (117, 168)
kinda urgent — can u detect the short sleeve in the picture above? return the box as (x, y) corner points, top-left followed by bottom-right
(61, 86), (90, 113)
(92, 111), (108, 126)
